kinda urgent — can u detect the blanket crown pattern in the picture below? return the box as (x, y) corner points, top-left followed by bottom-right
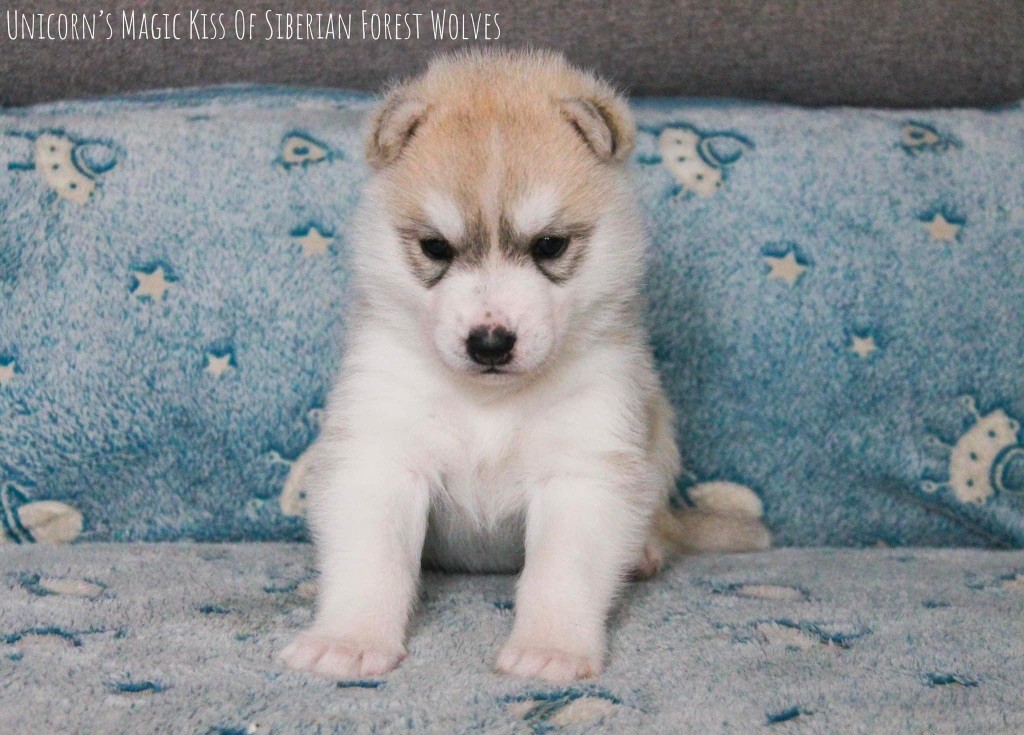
(0, 88), (1022, 546)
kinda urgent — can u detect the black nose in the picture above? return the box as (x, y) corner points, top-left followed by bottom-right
(466, 325), (516, 366)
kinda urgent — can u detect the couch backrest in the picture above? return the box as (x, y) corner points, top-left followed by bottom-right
(2, 0), (1023, 108)
(2, 88), (1023, 547)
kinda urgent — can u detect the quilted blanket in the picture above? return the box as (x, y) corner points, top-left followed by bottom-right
(1, 88), (1023, 547)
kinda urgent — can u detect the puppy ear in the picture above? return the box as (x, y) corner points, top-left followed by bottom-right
(366, 91), (428, 169)
(559, 96), (636, 162)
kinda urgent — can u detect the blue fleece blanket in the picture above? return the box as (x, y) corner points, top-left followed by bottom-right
(1, 88), (1022, 546)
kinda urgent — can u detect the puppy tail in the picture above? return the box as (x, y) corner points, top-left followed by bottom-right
(657, 481), (772, 553)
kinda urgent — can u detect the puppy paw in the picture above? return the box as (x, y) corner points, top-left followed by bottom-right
(280, 630), (406, 679)
(630, 538), (664, 580)
(496, 640), (601, 683)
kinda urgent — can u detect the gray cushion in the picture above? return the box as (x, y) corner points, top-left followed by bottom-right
(2, 0), (1022, 107)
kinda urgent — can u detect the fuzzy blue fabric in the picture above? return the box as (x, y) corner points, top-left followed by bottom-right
(1, 88), (1022, 546)
(3, 544), (1024, 733)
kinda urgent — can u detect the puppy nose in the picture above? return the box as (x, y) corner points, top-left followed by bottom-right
(466, 325), (516, 366)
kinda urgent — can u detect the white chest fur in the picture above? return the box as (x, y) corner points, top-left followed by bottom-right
(421, 395), (533, 572)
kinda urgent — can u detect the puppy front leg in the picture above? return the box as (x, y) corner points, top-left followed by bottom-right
(282, 455), (430, 679)
(497, 475), (648, 682)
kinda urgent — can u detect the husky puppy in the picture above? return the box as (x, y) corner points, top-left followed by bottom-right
(282, 50), (769, 683)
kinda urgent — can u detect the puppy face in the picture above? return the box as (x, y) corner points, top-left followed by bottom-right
(356, 52), (644, 382)
(400, 182), (593, 379)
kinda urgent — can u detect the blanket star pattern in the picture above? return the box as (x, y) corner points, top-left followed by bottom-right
(1, 88), (1023, 547)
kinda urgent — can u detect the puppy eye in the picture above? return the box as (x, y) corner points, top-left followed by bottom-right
(531, 236), (570, 260)
(420, 237), (454, 261)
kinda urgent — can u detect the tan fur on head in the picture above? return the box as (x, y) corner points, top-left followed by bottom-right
(366, 49), (636, 169)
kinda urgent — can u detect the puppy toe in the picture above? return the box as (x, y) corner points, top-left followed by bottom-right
(280, 632), (330, 671)
(537, 652), (595, 683)
(359, 647), (406, 677)
(311, 645), (362, 679)
(281, 631), (405, 679)
(496, 641), (600, 683)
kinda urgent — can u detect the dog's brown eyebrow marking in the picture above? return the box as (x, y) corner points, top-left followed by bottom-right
(498, 215), (592, 282)
(397, 213), (493, 286)
(396, 221), (452, 288)
(497, 216), (527, 264)
(535, 236), (589, 283)
(498, 215), (593, 257)
(399, 205), (591, 286)
(458, 217), (490, 266)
